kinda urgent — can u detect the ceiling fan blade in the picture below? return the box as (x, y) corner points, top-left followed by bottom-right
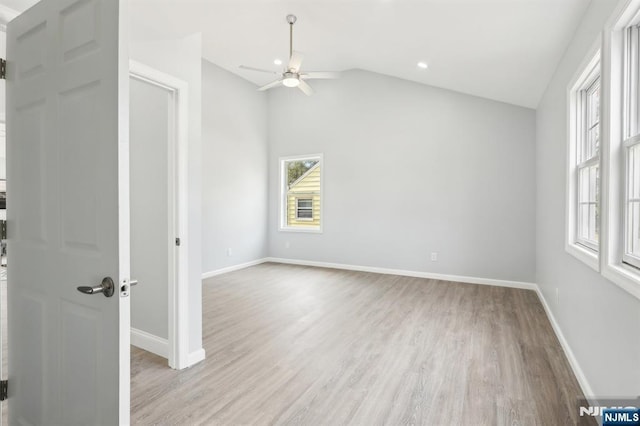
(258, 79), (283, 91)
(288, 51), (304, 72)
(301, 71), (341, 80)
(240, 65), (280, 75)
(298, 79), (314, 96)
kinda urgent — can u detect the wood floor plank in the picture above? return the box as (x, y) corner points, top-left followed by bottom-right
(131, 263), (593, 425)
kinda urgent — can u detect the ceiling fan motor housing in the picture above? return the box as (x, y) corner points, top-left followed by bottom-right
(282, 71), (300, 87)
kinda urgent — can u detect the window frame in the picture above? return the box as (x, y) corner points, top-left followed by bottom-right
(577, 74), (601, 252)
(622, 24), (640, 269)
(566, 46), (601, 271)
(279, 154), (323, 233)
(601, 0), (640, 301)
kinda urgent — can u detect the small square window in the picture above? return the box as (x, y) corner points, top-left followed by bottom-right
(296, 198), (313, 220)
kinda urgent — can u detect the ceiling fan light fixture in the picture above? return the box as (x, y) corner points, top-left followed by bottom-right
(282, 72), (300, 87)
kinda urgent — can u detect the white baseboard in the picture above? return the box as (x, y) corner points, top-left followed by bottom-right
(201, 258), (269, 280)
(534, 287), (596, 405)
(265, 257), (538, 290)
(187, 348), (206, 367)
(131, 327), (168, 359)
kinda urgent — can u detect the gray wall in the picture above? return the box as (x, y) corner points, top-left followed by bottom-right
(201, 60), (268, 273)
(130, 34), (203, 355)
(130, 77), (170, 340)
(267, 70), (536, 283)
(536, 0), (640, 396)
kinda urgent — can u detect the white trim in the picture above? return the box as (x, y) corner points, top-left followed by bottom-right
(534, 288), (597, 407)
(129, 60), (191, 369)
(602, 263), (640, 299)
(265, 257), (537, 290)
(118, 0), (132, 422)
(201, 258), (269, 280)
(0, 5), (19, 30)
(130, 328), (168, 358)
(566, 243), (599, 271)
(187, 348), (206, 367)
(566, 42), (601, 272)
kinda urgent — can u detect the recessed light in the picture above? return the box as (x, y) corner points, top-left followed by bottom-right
(274, 59), (283, 66)
(417, 62), (429, 70)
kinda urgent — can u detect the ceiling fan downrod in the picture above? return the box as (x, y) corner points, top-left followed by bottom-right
(287, 14), (297, 60)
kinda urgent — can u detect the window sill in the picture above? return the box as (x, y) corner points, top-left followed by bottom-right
(279, 226), (323, 234)
(565, 242), (600, 272)
(602, 262), (640, 301)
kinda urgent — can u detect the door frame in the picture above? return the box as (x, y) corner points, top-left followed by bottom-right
(129, 60), (190, 370)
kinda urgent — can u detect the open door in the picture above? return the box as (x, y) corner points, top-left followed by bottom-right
(6, 0), (130, 424)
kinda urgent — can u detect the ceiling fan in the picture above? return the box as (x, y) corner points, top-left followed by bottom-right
(240, 14), (340, 96)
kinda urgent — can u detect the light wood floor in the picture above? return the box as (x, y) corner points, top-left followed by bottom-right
(131, 263), (591, 425)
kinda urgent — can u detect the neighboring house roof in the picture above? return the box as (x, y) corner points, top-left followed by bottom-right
(288, 162), (320, 189)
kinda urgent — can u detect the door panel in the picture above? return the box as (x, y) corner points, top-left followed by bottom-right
(7, 0), (129, 424)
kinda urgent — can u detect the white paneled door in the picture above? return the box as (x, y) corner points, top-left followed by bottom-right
(6, 0), (130, 424)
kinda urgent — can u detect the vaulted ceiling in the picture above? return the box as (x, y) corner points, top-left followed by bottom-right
(4, 0), (591, 108)
(129, 0), (590, 108)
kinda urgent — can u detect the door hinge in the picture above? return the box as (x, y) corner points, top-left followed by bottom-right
(1, 380), (7, 401)
(175, 237), (181, 246)
(0, 59), (6, 80)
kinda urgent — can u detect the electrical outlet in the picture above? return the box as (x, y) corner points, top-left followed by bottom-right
(226, 248), (233, 257)
(431, 252), (438, 261)
(285, 241), (290, 249)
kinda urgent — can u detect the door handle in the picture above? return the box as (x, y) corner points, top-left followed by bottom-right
(77, 277), (115, 297)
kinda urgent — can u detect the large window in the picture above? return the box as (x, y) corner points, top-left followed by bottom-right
(567, 51), (601, 268)
(280, 155), (323, 232)
(623, 25), (640, 269)
(578, 76), (601, 250)
(600, 2), (640, 300)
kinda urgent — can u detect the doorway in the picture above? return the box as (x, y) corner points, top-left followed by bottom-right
(129, 61), (189, 370)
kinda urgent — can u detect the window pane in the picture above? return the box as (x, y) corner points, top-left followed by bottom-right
(578, 167), (589, 203)
(589, 204), (598, 243)
(577, 164), (599, 246)
(629, 144), (640, 200)
(590, 165), (598, 203)
(297, 210), (313, 219)
(629, 201), (640, 257)
(587, 126), (599, 157)
(588, 82), (600, 127)
(579, 203), (589, 240)
(627, 145), (640, 258)
(298, 199), (312, 208)
(286, 160), (319, 186)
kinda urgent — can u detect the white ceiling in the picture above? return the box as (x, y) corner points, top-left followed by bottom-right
(3, 0), (591, 108)
(129, 0), (591, 108)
